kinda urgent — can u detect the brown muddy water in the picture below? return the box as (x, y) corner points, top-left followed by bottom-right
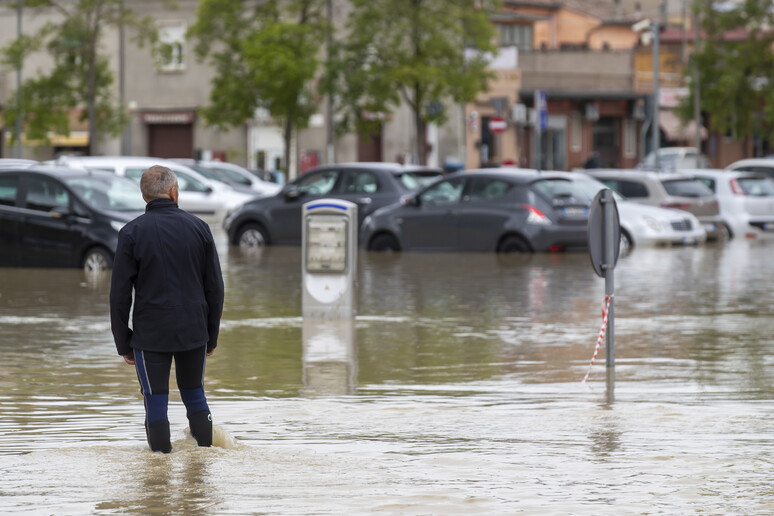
(2, 231), (774, 515)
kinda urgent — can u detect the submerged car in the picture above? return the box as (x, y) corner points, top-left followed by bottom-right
(172, 158), (281, 196)
(224, 162), (443, 247)
(50, 155), (257, 225)
(0, 166), (145, 270)
(691, 169), (774, 239)
(360, 168), (593, 253)
(585, 169), (724, 240)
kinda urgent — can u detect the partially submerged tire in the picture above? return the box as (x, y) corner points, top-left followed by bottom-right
(497, 235), (531, 253)
(236, 223), (268, 248)
(369, 234), (400, 252)
(83, 247), (113, 272)
(619, 230), (633, 255)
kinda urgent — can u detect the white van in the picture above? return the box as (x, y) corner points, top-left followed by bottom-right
(50, 156), (257, 225)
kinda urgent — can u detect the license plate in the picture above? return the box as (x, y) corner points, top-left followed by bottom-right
(563, 207), (588, 217)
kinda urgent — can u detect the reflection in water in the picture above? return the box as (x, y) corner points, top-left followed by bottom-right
(4, 237), (774, 513)
(301, 318), (357, 396)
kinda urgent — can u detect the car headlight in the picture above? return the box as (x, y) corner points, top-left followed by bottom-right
(643, 216), (666, 233)
(110, 220), (126, 232)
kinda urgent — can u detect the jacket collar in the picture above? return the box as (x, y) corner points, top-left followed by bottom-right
(145, 198), (178, 212)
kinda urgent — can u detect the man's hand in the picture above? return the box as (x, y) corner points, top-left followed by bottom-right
(206, 348), (214, 356)
(122, 350), (135, 365)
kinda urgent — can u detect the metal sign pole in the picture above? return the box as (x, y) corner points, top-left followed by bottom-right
(603, 189), (615, 370)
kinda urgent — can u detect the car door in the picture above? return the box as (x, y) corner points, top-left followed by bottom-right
(335, 169), (385, 225)
(270, 169), (341, 244)
(400, 177), (465, 251)
(456, 177), (514, 252)
(0, 173), (22, 266)
(19, 175), (83, 267)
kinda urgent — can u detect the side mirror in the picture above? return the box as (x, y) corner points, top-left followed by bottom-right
(204, 186), (214, 195)
(284, 185), (301, 199)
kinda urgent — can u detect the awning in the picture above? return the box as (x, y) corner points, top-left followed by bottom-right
(659, 109), (707, 142)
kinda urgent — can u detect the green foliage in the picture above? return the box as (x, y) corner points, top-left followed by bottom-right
(323, 0), (500, 139)
(678, 0), (774, 142)
(188, 0), (327, 171)
(0, 0), (163, 147)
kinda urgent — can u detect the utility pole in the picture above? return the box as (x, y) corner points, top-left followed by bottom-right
(651, 17), (660, 169)
(693, 12), (702, 165)
(15, 0), (22, 159)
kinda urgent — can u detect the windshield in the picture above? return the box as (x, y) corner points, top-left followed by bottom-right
(64, 175), (146, 212)
(207, 165), (252, 186)
(573, 176), (627, 202)
(532, 176), (622, 204)
(188, 164), (227, 183)
(399, 171), (443, 190)
(662, 179), (714, 198)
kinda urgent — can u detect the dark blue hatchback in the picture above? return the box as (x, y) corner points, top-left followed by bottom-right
(0, 166), (145, 270)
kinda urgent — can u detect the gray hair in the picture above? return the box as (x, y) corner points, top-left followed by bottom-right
(140, 165), (178, 200)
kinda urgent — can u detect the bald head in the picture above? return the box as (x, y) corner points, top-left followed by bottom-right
(140, 165), (178, 202)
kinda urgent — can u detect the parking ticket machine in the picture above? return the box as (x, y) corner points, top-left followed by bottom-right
(301, 199), (357, 319)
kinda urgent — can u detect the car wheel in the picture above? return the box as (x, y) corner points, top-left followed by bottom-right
(236, 223), (268, 248)
(497, 235), (532, 253)
(82, 247), (113, 272)
(719, 223), (733, 241)
(619, 230), (633, 255)
(369, 234), (401, 252)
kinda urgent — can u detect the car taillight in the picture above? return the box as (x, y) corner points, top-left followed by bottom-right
(522, 204), (552, 225)
(660, 202), (691, 211)
(730, 179), (746, 195)
(548, 245), (564, 252)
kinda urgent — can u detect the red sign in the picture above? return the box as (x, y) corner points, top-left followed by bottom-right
(488, 116), (507, 133)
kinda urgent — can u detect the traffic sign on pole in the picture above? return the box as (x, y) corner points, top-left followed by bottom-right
(488, 116), (507, 134)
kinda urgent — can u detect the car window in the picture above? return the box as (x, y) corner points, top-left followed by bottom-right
(125, 167), (145, 183)
(419, 178), (464, 206)
(340, 171), (378, 194)
(399, 171), (443, 190)
(531, 178), (595, 203)
(86, 166), (115, 174)
(737, 177), (774, 196)
(599, 179), (648, 198)
(189, 164), (224, 183)
(65, 176), (146, 212)
(467, 178), (511, 201)
(175, 170), (209, 192)
(296, 170), (339, 195)
(661, 179), (713, 198)
(25, 177), (69, 212)
(697, 177), (716, 192)
(209, 165), (252, 186)
(0, 174), (19, 206)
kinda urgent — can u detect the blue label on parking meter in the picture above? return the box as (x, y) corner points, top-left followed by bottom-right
(306, 203), (348, 211)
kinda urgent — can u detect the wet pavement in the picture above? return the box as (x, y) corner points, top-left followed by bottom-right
(2, 233), (774, 514)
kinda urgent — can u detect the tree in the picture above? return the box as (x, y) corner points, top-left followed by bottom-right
(324, 0), (500, 165)
(188, 0), (326, 176)
(0, 0), (163, 152)
(678, 0), (774, 144)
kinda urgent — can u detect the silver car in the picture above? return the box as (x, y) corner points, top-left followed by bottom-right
(585, 169), (724, 240)
(692, 168), (774, 240)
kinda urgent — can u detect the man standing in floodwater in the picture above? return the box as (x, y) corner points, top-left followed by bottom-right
(110, 165), (224, 453)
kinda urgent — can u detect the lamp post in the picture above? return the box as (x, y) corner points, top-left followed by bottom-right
(15, 0), (22, 159)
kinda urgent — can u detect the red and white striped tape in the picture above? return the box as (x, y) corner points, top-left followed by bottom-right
(582, 295), (613, 383)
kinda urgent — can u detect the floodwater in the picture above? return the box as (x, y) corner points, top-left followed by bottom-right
(2, 231), (774, 515)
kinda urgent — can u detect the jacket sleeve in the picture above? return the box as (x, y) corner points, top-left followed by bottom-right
(203, 232), (225, 350)
(109, 229), (137, 356)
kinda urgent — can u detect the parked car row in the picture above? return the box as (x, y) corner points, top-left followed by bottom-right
(4, 156), (774, 271)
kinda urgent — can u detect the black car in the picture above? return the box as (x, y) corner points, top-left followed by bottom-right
(360, 168), (594, 253)
(224, 162), (443, 246)
(0, 166), (145, 270)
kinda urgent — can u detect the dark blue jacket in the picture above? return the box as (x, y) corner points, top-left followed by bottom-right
(110, 199), (224, 355)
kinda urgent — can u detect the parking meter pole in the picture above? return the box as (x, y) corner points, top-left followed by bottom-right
(603, 189), (615, 373)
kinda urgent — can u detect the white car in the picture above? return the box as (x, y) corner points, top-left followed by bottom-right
(639, 146), (709, 171)
(49, 156), (257, 225)
(172, 159), (281, 196)
(576, 173), (707, 252)
(690, 168), (774, 239)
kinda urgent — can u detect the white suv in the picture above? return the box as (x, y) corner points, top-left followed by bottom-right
(50, 156), (257, 225)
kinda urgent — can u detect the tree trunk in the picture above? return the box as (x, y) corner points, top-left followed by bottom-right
(283, 118), (294, 180)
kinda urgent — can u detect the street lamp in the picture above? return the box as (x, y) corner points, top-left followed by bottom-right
(633, 18), (661, 169)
